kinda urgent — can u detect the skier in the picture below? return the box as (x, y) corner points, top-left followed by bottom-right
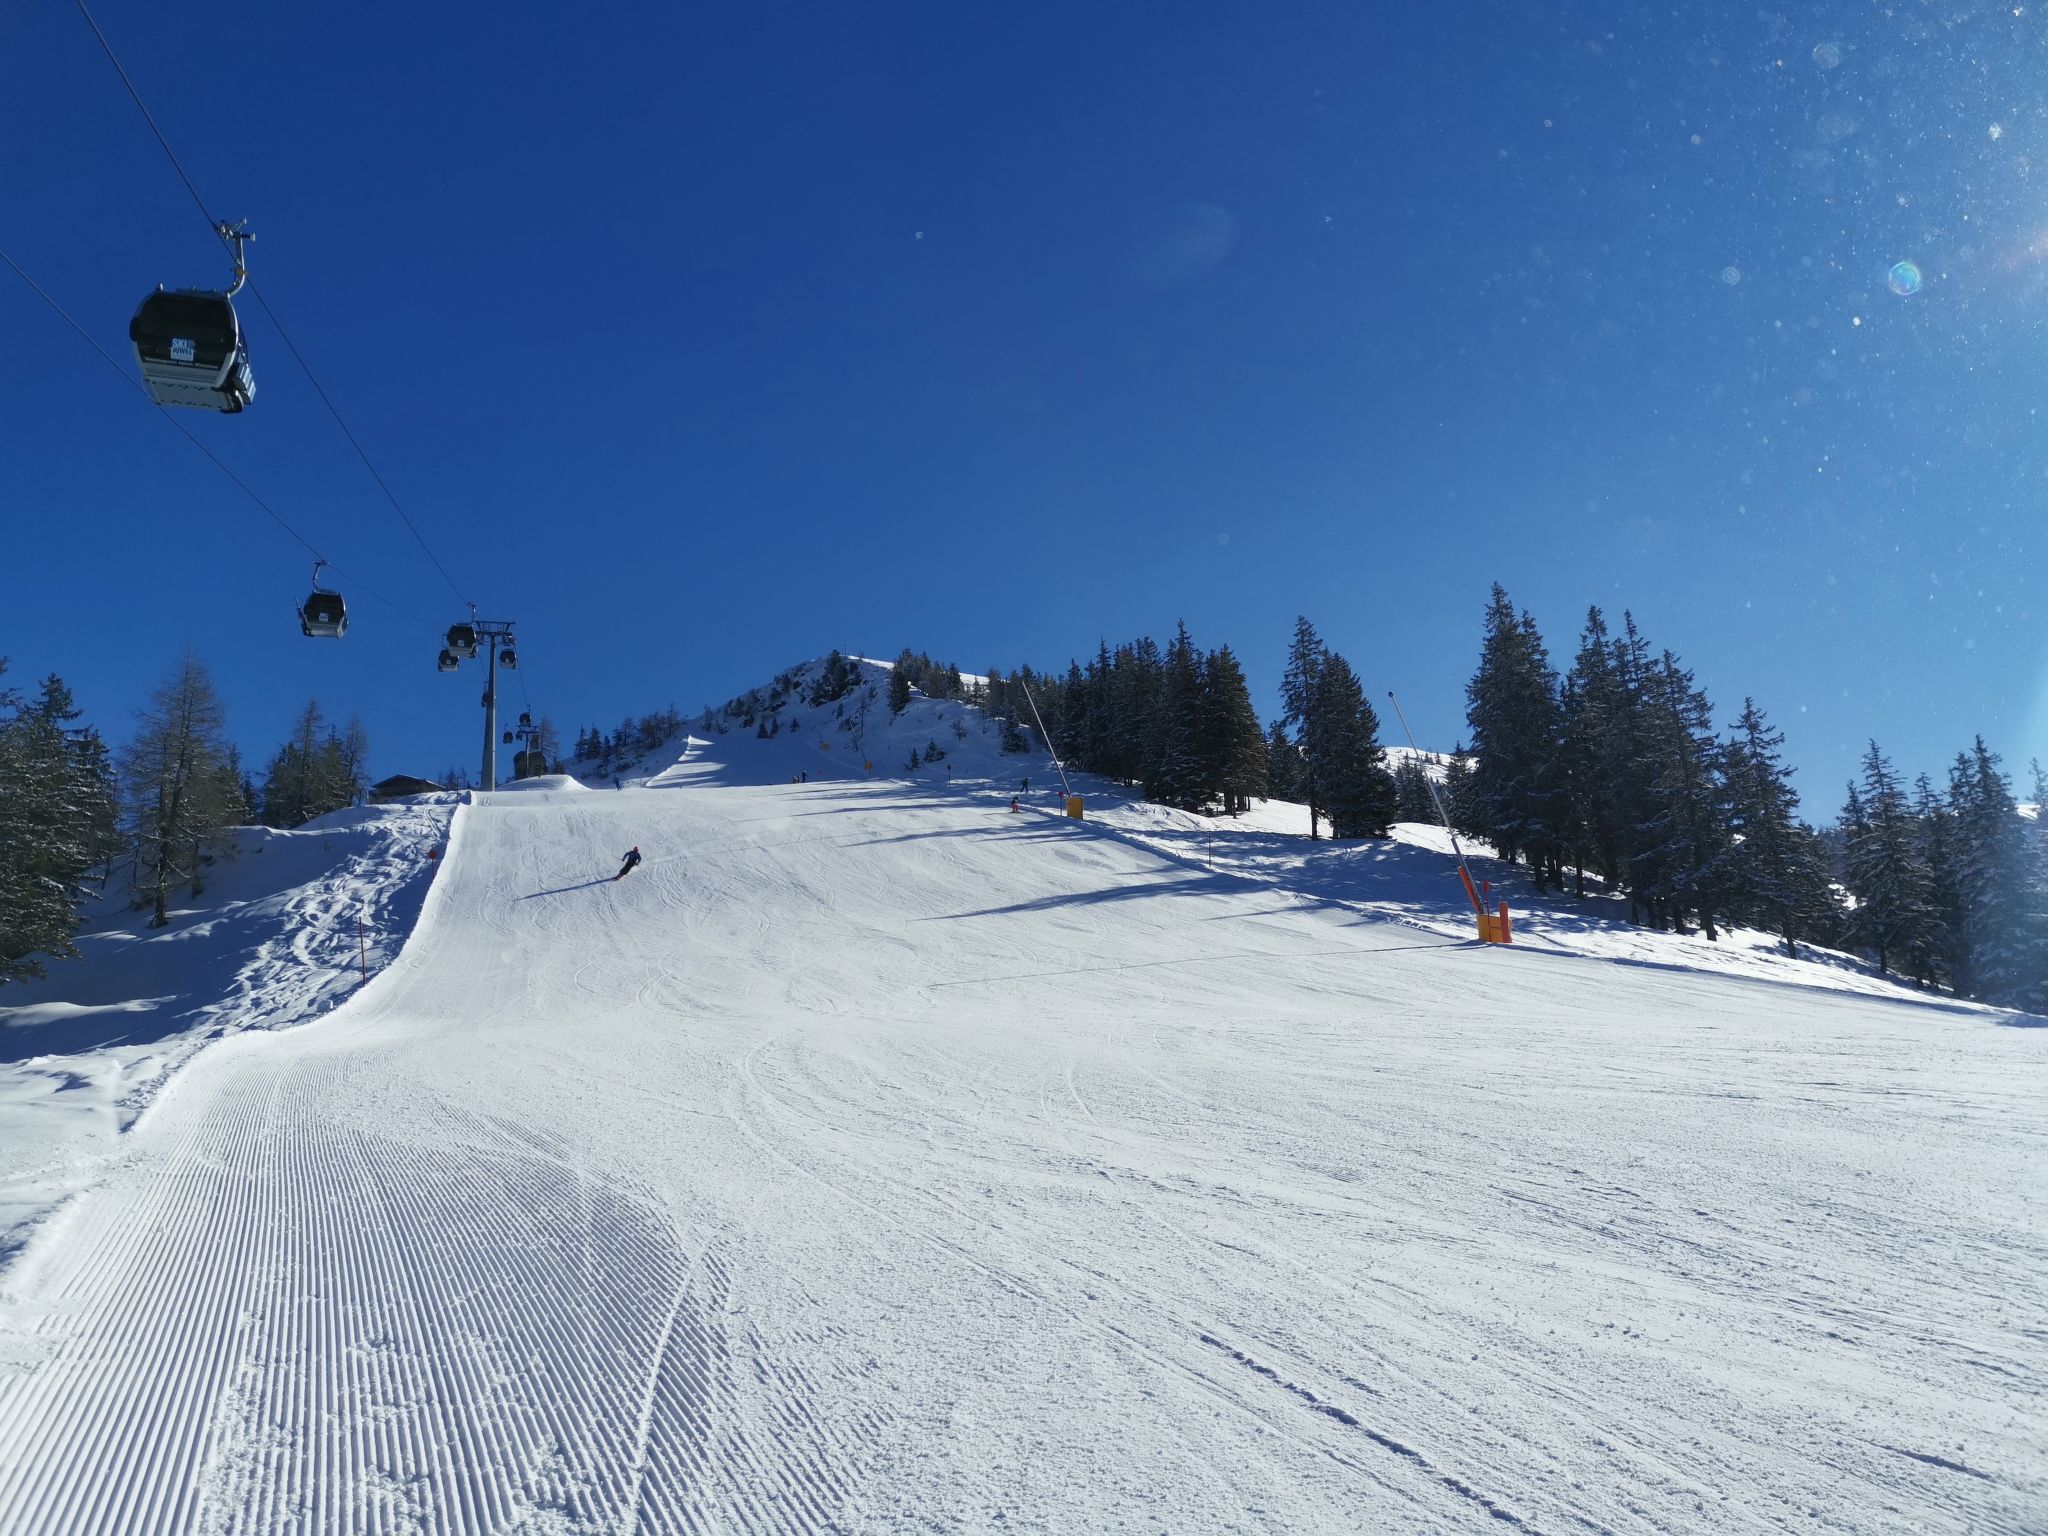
(614, 846), (642, 881)
(1010, 796), (1020, 813)
(1021, 776), (1030, 793)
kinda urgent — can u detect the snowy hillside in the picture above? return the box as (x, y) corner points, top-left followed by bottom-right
(0, 656), (2040, 1534)
(0, 799), (452, 1260)
(594, 656), (1996, 1010)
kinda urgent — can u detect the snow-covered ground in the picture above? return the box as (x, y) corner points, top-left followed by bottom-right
(0, 666), (2041, 1533)
(0, 799), (453, 1263)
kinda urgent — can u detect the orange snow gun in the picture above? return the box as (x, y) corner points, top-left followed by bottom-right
(1460, 867), (1512, 944)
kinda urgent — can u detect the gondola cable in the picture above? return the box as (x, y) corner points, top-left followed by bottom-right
(74, 0), (477, 615)
(0, 241), (436, 635)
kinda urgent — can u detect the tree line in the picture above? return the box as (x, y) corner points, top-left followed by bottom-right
(960, 619), (1396, 835)
(1440, 584), (2045, 1009)
(1, 652), (395, 978)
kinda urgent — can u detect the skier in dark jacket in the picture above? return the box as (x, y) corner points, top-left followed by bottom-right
(615, 846), (642, 880)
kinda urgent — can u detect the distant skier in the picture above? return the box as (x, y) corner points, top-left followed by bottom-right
(1010, 796), (1020, 813)
(615, 846), (642, 881)
(612, 774), (622, 790)
(1021, 776), (1030, 793)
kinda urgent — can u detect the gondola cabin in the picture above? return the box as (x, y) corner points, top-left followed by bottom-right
(300, 587), (347, 639)
(129, 289), (255, 412)
(446, 624), (479, 659)
(437, 648), (459, 672)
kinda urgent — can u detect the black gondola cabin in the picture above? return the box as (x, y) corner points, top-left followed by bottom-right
(129, 289), (255, 412)
(300, 588), (347, 639)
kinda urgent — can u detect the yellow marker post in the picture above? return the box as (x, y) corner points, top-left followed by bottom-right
(1065, 796), (1084, 820)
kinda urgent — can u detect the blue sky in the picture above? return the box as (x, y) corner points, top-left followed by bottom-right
(2, 1), (2041, 808)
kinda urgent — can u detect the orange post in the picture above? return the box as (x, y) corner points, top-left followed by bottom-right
(1497, 902), (1513, 944)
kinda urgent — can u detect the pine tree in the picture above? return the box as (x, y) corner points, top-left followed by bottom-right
(1144, 623), (1207, 811)
(1913, 773), (1966, 991)
(262, 700), (359, 828)
(1281, 617), (1328, 837)
(1392, 757), (1437, 824)
(1560, 607), (1629, 894)
(1265, 720), (1299, 803)
(122, 653), (238, 929)
(0, 667), (117, 982)
(1949, 738), (2030, 1005)
(1841, 741), (1930, 977)
(1307, 652), (1396, 838)
(1464, 586), (1564, 885)
(1721, 698), (1808, 954)
(887, 664), (913, 717)
(1629, 652), (1726, 936)
(1201, 645), (1266, 814)
(1441, 744), (1479, 838)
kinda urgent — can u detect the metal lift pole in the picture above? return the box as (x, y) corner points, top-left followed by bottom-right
(480, 641), (499, 792)
(1016, 678), (1072, 798)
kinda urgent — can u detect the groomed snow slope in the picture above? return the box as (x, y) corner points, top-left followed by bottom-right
(0, 798), (453, 1263)
(0, 730), (2042, 1533)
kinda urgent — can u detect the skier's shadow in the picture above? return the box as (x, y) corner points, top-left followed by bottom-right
(520, 878), (614, 900)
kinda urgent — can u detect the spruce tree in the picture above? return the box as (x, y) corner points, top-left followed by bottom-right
(1630, 652), (1726, 936)
(1265, 720), (1300, 803)
(1281, 617), (1328, 837)
(0, 667), (116, 982)
(1949, 738), (2030, 1004)
(887, 665), (913, 716)
(1464, 586), (1564, 885)
(1392, 757), (1436, 824)
(1308, 652), (1397, 838)
(1842, 741), (1931, 976)
(1721, 698), (1807, 954)
(1913, 773), (1966, 991)
(1144, 623), (1207, 811)
(1200, 646), (1266, 815)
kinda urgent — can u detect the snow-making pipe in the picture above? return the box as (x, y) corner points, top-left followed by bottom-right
(1016, 678), (1073, 799)
(1385, 690), (1486, 919)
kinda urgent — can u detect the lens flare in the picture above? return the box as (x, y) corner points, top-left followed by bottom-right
(1812, 41), (1842, 69)
(1887, 260), (1923, 296)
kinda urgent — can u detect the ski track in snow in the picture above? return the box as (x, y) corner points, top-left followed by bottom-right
(0, 710), (2043, 1532)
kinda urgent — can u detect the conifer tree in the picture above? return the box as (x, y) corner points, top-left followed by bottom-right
(1949, 738), (2030, 1004)
(262, 700), (361, 828)
(1144, 623), (1207, 811)
(1441, 744), (1479, 838)
(1464, 586), (1564, 884)
(1281, 617), (1328, 837)
(0, 667), (117, 982)
(1307, 652), (1396, 838)
(887, 664), (913, 717)
(1201, 645), (1266, 814)
(123, 653), (238, 929)
(1841, 741), (1930, 976)
(1265, 720), (1299, 803)
(1392, 757), (1436, 824)
(1721, 698), (1809, 954)
(1629, 652), (1725, 935)
(1912, 773), (1965, 990)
